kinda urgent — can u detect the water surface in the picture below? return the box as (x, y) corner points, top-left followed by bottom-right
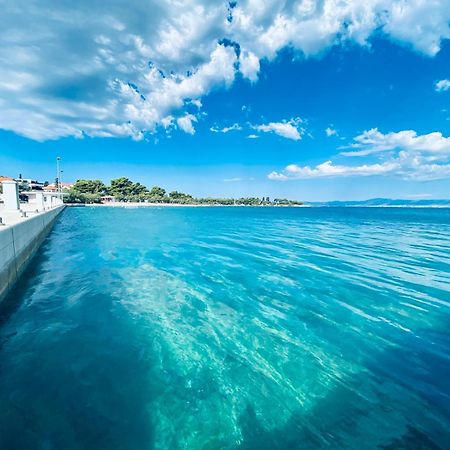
(0, 207), (449, 449)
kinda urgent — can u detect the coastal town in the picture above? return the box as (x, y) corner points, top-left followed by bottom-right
(0, 173), (303, 217)
(0, 175), (65, 302)
(0, 175), (65, 227)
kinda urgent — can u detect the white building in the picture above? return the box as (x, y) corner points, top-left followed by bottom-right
(15, 178), (45, 191)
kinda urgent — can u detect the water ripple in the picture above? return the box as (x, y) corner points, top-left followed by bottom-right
(0, 207), (449, 449)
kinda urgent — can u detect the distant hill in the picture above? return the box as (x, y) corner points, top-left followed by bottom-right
(307, 198), (450, 207)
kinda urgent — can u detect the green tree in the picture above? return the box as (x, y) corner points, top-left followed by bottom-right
(149, 186), (166, 197)
(108, 177), (149, 201)
(73, 179), (106, 195)
(169, 191), (194, 204)
(131, 182), (148, 196)
(169, 190), (193, 199)
(236, 197), (261, 205)
(108, 177), (134, 198)
(64, 190), (101, 204)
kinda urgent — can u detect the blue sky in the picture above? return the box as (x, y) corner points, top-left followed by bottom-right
(1, 1), (450, 201)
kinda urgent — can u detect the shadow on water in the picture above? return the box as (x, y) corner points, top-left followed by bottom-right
(0, 287), (157, 450)
(237, 380), (444, 450)
(237, 339), (450, 449)
(0, 211), (157, 450)
(379, 428), (442, 450)
(0, 238), (52, 328)
(0, 211), (67, 327)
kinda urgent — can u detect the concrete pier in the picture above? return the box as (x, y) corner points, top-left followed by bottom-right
(0, 180), (65, 302)
(0, 206), (65, 302)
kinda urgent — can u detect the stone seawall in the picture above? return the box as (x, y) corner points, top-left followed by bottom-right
(0, 206), (65, 302)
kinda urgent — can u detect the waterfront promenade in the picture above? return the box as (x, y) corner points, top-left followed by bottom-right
(0, 179), (64, 227)
(0, 180), (65, 301)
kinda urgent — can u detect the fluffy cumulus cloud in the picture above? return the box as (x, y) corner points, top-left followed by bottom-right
(269, 128), (450, 181)
(1, 0), (450, 141)
(239, 51), (260, 82)
(435, 79), (450, 91)
(254, 118), (304, 140)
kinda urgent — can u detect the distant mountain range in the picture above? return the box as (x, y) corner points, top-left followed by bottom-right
(306, 198), (450, 207)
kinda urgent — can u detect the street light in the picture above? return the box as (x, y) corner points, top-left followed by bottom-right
(56, 156), (61, 195)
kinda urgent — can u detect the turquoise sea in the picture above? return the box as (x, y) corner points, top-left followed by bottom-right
(0, 206), (449, 449)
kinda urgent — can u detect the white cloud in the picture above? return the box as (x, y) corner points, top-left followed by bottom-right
(325, 126), (338, 137)
(211, 119), (303, 139)
(435, 79), (450, 91)
(1, 0), (450, 141)
(231, 0), (450, 59)
(190, 99), (203, 108)
(341, 128), (450, 158)
(269, 128), (450, 181)
(161, 115), (175, 129)
(177, 114), (197, 135)
(210, 123), (242, 133)
(382, 0), (450, 55)
(268, 160), (398, 180)
(254, 117), (304, 140)
(269, 157), (450, 181)
(239, 51), (260, 82)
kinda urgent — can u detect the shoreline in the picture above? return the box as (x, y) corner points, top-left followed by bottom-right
(64, 202), (450, 209)
(73, 202), (309, 208)
(64, 203), (450, 209)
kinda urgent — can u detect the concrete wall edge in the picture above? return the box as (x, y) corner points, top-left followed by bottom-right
(0, 206), (65, 303)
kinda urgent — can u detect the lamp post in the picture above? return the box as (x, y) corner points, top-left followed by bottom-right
(56, 156), (62, 206)
(60, 170), (64, 205)
(56, 157), (61, 194)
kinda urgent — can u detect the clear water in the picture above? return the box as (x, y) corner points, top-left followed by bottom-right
(0, 207), (449, 449)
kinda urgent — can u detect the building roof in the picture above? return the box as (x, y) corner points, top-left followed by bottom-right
(44, 182), (73, 190)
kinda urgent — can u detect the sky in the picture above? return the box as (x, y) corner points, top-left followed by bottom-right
(1, 0), (450, 201)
